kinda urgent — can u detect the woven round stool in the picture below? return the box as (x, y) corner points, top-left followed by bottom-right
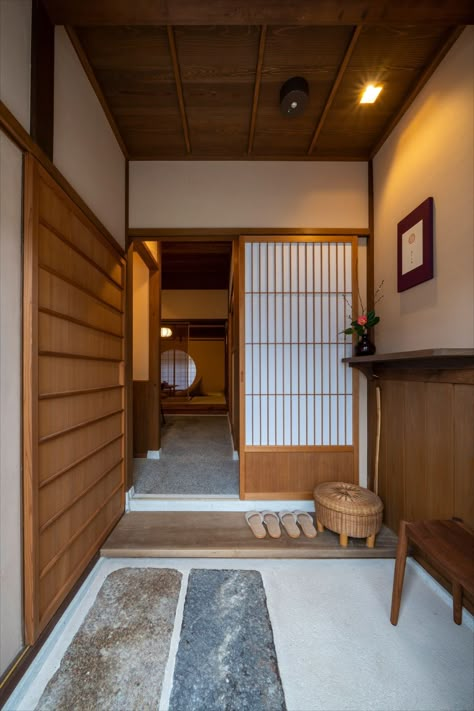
(313, 482), (383, 548)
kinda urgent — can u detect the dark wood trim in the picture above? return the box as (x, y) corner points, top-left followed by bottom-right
(370, 26), (465, 159)
(125, 243), (134, 489)
(0, 100), (125, 258)
(247, 25), (267, 154)
(130, 227), (370, 239)
(130, 153), (369, 162)
(134, 240), (159, 271)
(42, 0), (474, 26)
(65, 27), (128, 158)
(30, 0), (55, 160)
(23, 155), (40, 645)
(148, 266), (161, 451)
(0, 554), (100, 708)
(366, 158), (376, 491)
(167, 26), (192, 154)
(367, 160), (374, 311)
(39, 384), (123, 400)
(344, 349), (474, 381)
(307, 25), (362, 155)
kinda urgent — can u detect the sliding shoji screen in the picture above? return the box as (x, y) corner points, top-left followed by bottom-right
(240, 237), (358, 499)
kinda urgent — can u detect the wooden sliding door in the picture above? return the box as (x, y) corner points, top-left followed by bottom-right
(240, 236), (358, 499)
(23, 156), (126, 643)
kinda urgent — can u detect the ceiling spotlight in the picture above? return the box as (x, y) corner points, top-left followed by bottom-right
(160, 327), (172, 338)
(280, 77), (309, 117)
(360, 84), (383, 104)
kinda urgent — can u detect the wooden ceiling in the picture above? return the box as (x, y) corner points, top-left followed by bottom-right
(161, 241), (232, 290)
(43, 1), (473, 161)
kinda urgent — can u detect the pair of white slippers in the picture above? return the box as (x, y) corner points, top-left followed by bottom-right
(245, 510), (317, 539)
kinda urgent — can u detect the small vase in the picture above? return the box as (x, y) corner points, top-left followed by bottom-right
(355, 332), (376, 356)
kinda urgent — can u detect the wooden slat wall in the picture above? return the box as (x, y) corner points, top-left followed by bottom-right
(23, 156), (125, 643)
(378, 369), (474, 533)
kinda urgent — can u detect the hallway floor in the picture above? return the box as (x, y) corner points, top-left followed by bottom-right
(7, 557), (474, 711)
(134, 415), (239, 496)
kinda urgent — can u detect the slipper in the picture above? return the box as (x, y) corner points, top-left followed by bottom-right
(261, 510), (281, 538)
(245, 511), (266, 539)
(293, 510), (317, 538)
(278, 510), (301, 539)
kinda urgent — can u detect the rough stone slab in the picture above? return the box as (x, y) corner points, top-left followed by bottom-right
(169, 569), (286, 711)
(37, 568), (182, 711)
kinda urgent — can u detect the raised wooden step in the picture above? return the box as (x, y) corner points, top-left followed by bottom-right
(101, 512), (398, 559)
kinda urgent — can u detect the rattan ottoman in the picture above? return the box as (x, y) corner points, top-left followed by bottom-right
(313, 482), (383, 548)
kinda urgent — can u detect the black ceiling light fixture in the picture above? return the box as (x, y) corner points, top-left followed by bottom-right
(280, 76), (309, 117)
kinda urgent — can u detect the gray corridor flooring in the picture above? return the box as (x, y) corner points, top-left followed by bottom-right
(133, 415), (239, 496)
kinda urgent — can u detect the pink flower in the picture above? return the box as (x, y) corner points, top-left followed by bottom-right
(357, 315), (368, 326)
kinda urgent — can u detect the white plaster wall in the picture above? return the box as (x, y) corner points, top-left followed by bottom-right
(0, 0), (31, 131)
(373, 27), (474, 351)
(0, 132), (23, 675)
(129, 161), (368, 229)
(162, 290), (229, 320)
(54, 27), (126, 247)
(133, 253), (149, 381)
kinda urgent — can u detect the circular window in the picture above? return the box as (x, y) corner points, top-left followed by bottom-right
(161, 349), (197, 391)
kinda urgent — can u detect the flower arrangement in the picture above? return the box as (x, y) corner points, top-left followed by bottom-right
(342, 281), (384, 337)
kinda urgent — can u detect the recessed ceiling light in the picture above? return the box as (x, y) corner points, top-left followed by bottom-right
(360, 84), (383, 104)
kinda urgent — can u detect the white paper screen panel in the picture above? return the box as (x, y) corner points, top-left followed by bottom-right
(244, 241), (353, 446)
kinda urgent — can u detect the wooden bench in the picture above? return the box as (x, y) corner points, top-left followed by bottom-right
(390, 519), (474, 625)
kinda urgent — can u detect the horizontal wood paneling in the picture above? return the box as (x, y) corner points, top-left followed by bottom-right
(38, 172), (124, 265)
(39, 465), (122, 571)
(23, 156), (125, 644)
(39, 440), (123, 526)
(39, 226), (123, 310)
(39, 491), (122, 619)
(39, 387), (123, 439)
(39, 413), (123, 485)
(39, 269), (123, 337)
(39, 356), (121, 395)
(38, 312), (123, 361)
(243, 450), (354, 498)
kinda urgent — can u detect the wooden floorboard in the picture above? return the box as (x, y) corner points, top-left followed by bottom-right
(101, 512), (398, 559)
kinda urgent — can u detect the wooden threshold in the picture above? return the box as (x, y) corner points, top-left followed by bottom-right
(101, 512), (397, 559)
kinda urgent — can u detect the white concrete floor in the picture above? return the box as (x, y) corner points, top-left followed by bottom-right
(6, 557), (474, 711)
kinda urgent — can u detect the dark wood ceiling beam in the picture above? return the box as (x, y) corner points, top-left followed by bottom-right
(247, 25), (267, 154)
(65, 27), (128, 158)
(167, 26), (192, 154)
(369, 26), (465, 159)
(42, 1), (474, 26)
(30, 0), (55, 160)
(307, 25), (362, 155)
